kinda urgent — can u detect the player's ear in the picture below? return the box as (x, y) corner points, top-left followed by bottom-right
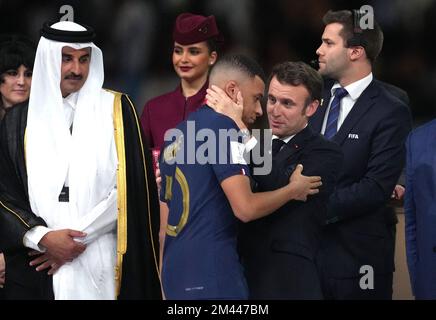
(224, 80), (239, 102)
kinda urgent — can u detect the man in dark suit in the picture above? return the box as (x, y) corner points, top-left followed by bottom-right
(310, 10), (412, 299)
(238, 61), (343, 299)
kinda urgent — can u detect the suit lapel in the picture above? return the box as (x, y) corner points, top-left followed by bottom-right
(276, 126), (313, 162)
(333, 80), (380, 146)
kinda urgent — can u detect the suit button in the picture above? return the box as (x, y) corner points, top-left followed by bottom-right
(433, 246), (436, 253)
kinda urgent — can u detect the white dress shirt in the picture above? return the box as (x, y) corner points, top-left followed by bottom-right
(272, 123), (308, 150)
(321, 73), (373, 134)
(273, 133), (296, 145)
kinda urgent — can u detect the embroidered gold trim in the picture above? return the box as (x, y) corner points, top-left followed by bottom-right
(0, 200), (30, 228)
(166, 167), (190, 237)
(24, 129), (27, 165)
(164, 175), (173, 201)
(112, 91), (127, 297)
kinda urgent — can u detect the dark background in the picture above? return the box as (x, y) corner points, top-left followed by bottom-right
(1, 0), (434, 126)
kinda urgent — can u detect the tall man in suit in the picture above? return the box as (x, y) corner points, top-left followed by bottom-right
(237, 61), (343, 299)
(404, 119), (436, 299)
(310, 10), (412, 299)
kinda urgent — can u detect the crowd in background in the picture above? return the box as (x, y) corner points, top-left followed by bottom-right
(0, 0), (434, 124)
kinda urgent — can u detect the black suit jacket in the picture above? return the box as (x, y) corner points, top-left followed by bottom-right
(0, 101), (53, 299)
(239, 126), (343, 299)
(377, 80), (410, 106)
(309, 79), (412, 278)
(377, 80), (410, 187)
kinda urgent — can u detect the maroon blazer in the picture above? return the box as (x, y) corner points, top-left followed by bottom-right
(140, 82), (208, 151)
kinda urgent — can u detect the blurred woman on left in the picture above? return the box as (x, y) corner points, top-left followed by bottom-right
(0, 36), (35, 300)
(0, 36), (35, 121)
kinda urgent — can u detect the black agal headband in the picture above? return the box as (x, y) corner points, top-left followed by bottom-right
(40, 21), (96, 43)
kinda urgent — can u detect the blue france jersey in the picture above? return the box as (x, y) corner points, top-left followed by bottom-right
(159, 105), (250, 300)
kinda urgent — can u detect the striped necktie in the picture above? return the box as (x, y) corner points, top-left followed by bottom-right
(324, 87), (348, 139)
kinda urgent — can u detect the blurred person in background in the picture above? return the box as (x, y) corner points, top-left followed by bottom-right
(0, 36), (35, 121)
(0, 35), (35, 300)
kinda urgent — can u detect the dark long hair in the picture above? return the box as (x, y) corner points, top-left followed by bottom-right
(0, 35), (36, 83)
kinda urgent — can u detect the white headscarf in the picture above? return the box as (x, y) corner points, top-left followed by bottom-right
(26, 22), (118, 299)
(27, 21), (117, 227)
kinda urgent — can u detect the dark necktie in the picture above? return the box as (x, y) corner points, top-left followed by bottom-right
(272, 138), (286, 156)
(324, 87), (348, 140)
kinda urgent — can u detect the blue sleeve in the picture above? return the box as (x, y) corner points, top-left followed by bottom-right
(404, 132), (417, 295)
(213, 162), (250, 183)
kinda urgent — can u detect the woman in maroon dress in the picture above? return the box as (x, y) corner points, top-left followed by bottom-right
(140, 13), (223, 159)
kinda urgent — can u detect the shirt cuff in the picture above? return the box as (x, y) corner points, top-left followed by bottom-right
(23, 226), (52, 252)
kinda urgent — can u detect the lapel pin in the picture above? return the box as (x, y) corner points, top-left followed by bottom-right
(348, 133), (359, 139)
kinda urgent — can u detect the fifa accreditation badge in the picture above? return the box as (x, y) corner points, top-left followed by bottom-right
(230, 141), (247, 165)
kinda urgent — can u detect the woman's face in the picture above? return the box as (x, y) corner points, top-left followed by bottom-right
(172, 41), (217, 83)
(0, 64), (32, 108)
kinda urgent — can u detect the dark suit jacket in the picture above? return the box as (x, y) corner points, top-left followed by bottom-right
(309, 79), (412, 279)
(0, 101), (53, 300)
(239, 126), (343, 299)
(377, 80), (410, 187)
(404, 119), (436, 299)
(377, 80), (410, 106)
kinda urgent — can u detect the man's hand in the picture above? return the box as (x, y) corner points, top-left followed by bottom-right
(39, 229), (87, 264)
(0, 253), (5, 288)
(28, 251), (62, 275)
(206, 85), (245, 129)
(391, 184), (405, 201)
(289, 164), (322, 201)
